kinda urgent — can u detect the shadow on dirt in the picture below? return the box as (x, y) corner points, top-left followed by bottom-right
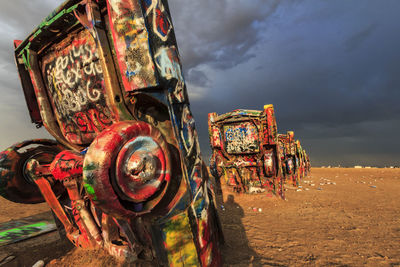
(215, 188), (263, 266)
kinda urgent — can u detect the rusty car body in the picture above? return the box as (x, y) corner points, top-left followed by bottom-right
(208, 105), (284, 198)
(280, 131), (298, 185)
(278, 131), (310, 186)
(0, 0), (223, 265)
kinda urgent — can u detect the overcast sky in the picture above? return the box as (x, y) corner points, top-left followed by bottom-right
(0, 0), (399, 167)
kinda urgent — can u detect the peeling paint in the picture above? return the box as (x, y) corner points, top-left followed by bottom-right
(4, 0), (223, 265)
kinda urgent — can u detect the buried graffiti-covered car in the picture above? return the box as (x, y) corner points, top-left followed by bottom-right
(278, 131), (309, 186)
(208, 104), (284, 198)
(0, 0), (223, 265)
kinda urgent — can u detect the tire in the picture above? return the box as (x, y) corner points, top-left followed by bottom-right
(83, 121), (173, 217)
(0, 139), (65, 204)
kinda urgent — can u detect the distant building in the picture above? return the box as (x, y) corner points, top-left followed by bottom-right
(354, 166), (363, 169)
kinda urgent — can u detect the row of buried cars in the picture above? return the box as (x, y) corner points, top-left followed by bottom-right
(0, 0), (309, 266)
(208, 104), (311, 199)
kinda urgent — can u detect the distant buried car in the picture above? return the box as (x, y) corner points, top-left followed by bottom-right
(278, 131), (298, 185)
(278, 131), (309, 186)
(0, 0), (223, 265)
(208, 104), (284, 198)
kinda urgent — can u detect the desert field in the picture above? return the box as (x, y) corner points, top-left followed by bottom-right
(1, 167), (400, 266)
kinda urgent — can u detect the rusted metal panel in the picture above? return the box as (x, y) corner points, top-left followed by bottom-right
(41, 29), (116, 145)
(140, 0), (188, 103)
(278, 131), (310, 186)
(264, 104), (277, 145)
(107, 0), (158, 92)
(14, 40), (42, 126)
(288, 131), (296, 155)
(211, 127), (222, 148)
(223, 122), (260, 154)
(4, 0), (223, 265)
(208, 105), (284, 198)
(28, 50), (79, 151)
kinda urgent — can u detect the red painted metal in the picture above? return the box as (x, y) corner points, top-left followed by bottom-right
(3, 0), (224, 264)
(50, 151), (83, 181)
(83, 121), (172, 217)
(208, 105), (284, 198)
(26, 160), (73, 231)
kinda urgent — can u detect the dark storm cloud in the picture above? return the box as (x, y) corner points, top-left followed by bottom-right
(169, 0), (281, 71)
(344, 23), (377, 52)
(168, 0), (400, 166)
(300, 118), (400, 167)
(186, 69), (210, 88)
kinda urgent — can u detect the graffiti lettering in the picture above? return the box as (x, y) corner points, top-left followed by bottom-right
(224, 122), (259, 154)
(51, 151), (83, 181)
(42, 30), (114, 144)
(62, 109), (113, 143)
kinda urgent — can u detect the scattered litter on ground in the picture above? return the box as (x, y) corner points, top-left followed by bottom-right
(248, 187), (266, 194)
(370, 185), (377, 188)
(0, 255), (16, 266)
(32, 260), (45, 267)
(250, 207), (263, 212)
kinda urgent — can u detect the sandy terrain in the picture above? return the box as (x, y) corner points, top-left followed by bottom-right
(0, 200), (49, 223)
(219, 168), (400, 266)
(1, 168), (400, 266)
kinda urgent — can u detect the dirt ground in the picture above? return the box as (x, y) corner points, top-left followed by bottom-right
(1, 168), (400, 266)
(219, 168), (400, 266)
